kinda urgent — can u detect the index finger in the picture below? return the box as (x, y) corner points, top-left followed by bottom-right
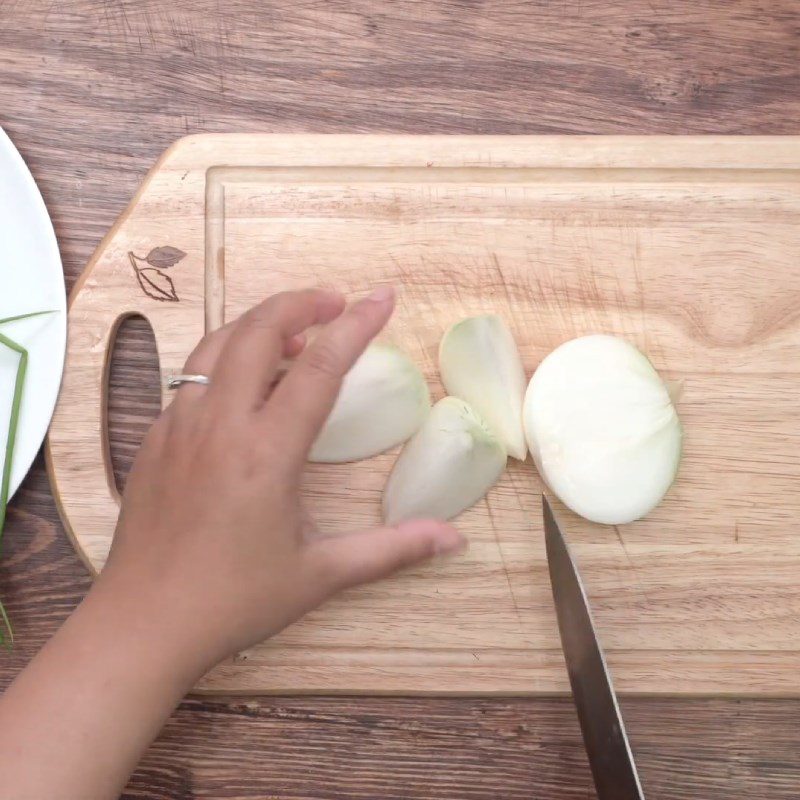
(207, 288), (345, 410)
(265, 286), (396, 462)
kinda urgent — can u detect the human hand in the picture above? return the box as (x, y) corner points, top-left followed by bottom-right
(0, 287), (465, 800)
(93, 287), (465, 681)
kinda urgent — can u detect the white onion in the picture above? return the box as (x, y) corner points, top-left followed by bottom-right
(523, 335), (682, 525)
(383, 397), (507, 524)
(310, 344), (430, 463)
(439, 314), (528, 461)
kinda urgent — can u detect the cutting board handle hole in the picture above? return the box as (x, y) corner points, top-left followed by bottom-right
(105, 314), (160, 495)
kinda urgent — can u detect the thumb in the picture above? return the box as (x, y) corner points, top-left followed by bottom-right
(308, 519), (466, 594)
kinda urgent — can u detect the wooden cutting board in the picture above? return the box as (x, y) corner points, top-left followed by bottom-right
(47, 135), (800, 696)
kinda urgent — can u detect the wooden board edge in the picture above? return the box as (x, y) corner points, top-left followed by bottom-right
(160, 133), (800, 170)
(188, 647), (800, 698)
(44, 135), (198, 579)
(185, 687), (800, 700)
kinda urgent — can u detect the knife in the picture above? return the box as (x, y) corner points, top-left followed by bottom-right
(543, 494), (646, 799)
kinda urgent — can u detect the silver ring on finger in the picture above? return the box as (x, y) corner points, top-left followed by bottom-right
(167, 374), (211, 390)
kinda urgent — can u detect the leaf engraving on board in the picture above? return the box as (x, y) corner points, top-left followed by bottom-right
(136, 267), (179, 303)
(128, 248), (184, 302)
(144, 246), (186, 269)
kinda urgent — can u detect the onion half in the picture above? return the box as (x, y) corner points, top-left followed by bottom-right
(523, 335), (682, 524)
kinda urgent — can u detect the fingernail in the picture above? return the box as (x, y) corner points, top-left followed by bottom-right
(396, 519), (466, 556)
(434, 527), (468, 556)
(367, 285), (395, 303)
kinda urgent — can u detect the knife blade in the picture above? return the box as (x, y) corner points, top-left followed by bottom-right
(543, 495), (645, 799)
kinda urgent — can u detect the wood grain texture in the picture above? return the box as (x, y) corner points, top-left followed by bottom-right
(48, 134), (800, 696)
(2, 1), (800, 797)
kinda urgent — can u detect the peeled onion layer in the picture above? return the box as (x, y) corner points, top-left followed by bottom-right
(439, 314), (528, 461)
(383, 396), (507, 524)
(523, 335), (682, 525)
(309, 343), (431, 463)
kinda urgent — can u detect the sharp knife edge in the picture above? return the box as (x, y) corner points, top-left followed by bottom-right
(543, 495), (645, 800)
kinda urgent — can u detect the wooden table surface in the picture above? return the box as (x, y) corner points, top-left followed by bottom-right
(2, 2), (800, 798)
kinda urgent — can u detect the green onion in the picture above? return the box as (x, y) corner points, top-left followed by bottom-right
(0, 311), (54, 648)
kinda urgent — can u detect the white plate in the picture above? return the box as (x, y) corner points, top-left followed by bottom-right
(0, 127), (67, 499)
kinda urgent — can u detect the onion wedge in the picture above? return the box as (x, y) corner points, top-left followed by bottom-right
(310, 344), (430, 463)
(383, 396), (507, 524)
(439, 314), (527, 460)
